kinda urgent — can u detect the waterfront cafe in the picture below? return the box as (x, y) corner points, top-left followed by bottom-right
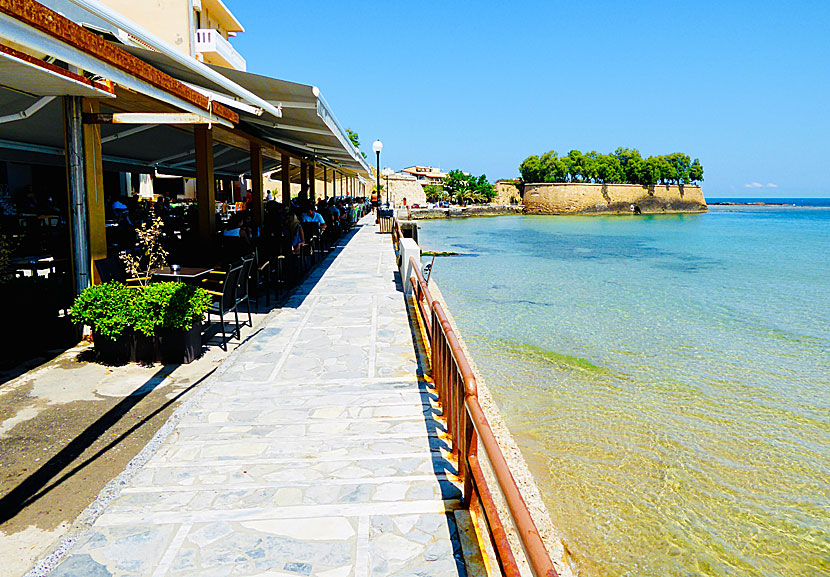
(0, 0), (371, 363)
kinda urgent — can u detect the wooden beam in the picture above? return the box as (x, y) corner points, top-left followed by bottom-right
(194, 125), (215, 242)
(82, 99), (107, 284)
(83, 112), (214, 124)
(323, 166), (328, 199)
(250, 143), (264, 228)
(309, 163), (316, 204)
(300, 160), (308, 198)
(281, 152), (291, 205)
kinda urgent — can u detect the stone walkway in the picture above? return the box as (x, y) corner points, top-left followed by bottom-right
(47, 217), (480, 577)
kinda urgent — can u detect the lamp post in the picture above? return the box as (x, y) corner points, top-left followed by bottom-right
(382, 167), (394, 207)
(372, 140), (382, 218)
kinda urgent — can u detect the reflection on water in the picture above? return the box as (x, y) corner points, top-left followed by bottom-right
(419, 209), (830, 577)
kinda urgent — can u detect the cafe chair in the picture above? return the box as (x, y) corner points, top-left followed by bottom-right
(203, 262), (243, 351)
(236, 255), (255, 328)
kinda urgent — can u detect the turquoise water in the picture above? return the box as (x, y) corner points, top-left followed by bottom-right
(417, 206), (830, 577)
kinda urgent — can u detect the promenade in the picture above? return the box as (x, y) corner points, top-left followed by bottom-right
(45, 217), (479, 577)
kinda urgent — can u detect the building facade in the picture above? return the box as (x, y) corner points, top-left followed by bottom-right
(98, 0), (246, 69)
(400, 166), (447, 186)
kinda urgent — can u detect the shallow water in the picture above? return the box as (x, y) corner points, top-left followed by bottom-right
(418, 207), (830, 577)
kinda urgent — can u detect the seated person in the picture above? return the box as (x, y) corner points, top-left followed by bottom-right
(300, 203), (326, 232)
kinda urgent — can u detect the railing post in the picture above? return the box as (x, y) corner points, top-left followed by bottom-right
(461, 414), (476, 507)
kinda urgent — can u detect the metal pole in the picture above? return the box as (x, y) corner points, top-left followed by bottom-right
(375, 151), (381, 217)
(65, 96), (90, 296)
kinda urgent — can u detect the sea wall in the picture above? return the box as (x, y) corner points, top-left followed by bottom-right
(398, 205), (523, 220)
(386, 174), (427, 206)
(523, 182), (707, 214)
(494, 181), (522, 205)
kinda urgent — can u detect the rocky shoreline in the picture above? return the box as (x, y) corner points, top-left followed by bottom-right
(397, 205), (523, 220)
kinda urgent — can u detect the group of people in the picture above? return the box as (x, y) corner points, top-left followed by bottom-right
(218, 192), (367, 284)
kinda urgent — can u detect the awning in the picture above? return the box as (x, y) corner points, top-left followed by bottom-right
(119, 45), (371, 175)
(0, 44), (114, 99)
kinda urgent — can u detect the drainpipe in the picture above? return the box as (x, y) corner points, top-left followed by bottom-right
(64, 96), (90, 296)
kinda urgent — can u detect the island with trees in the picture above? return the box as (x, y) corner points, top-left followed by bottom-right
(518, 148), (707, 215)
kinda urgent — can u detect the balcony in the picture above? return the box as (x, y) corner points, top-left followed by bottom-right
(195, 29), (246, 71)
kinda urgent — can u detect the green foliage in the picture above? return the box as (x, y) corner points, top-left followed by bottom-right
(69, 282), (137, 339)
(346, 128), (360, 149)
(423, 184), (445, 202)
(0, 233), (18, 283)
(519, 148), (704, 186)
(134, 282), (212, 335)
(441, 170), (495, 205)
(70, 281), (212, 338)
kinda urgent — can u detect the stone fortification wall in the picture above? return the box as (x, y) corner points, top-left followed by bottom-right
(386, 174), (427, 206)
(523, 182), (707, 214)
(494, 181), (522, 205)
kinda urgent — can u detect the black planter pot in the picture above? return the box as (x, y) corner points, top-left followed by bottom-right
(92, 329), (133, 363)
(158, 324), (203, 364)
(131, 332), (158, 364)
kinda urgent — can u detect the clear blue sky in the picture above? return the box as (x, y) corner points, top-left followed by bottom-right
(230, 1), (830, 197)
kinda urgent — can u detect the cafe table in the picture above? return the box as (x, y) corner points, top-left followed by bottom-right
(153, 266), (214, 284)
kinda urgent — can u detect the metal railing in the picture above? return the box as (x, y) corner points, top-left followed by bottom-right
(399, 240), (558, 576)
(195, 28), (247, 71)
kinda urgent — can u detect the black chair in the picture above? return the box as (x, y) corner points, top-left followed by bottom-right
(301, 222), (321, 264)
(94, 257), (127, 283)
(203, 263), (243, 351)
(94, 256), (151, 286)
(251, 247), (272, 308)
(236, 255), (254, 328)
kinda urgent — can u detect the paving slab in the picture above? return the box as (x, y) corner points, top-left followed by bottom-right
(46, 217), (481, 577)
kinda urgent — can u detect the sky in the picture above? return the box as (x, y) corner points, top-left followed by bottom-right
(230, 1), (830, 197)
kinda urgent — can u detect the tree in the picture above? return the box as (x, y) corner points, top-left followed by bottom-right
(566, 150), (584, 182)
(688, 158), (704, 183)
(518, 148), (703, 187)
(614, 148), (644, 184)
(519, 155), (545, 184)
(443, 170), (468, 203)
(346, 128), (367, 159)
(638, 156), (661, 186)
(665, 153), (692, 184)
(423, 184), (444, 202)
(595, 154), (624, 183)
(655, 156), (677, 184)
(472, 174), (496, 204)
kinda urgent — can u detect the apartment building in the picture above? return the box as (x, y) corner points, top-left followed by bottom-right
(98, 0), (246, 69)
(401, 165), (447, 186)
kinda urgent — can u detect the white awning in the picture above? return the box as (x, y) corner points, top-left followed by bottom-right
(120, 45), (371, 175)
(0, 46), (115, 98)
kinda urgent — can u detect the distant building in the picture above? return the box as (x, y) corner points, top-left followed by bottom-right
(401, 166), (447, 186)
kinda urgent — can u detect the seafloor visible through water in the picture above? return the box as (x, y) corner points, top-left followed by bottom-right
(418, 203), (829, 577)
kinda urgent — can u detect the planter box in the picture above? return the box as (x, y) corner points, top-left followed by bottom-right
(158, 324), (203, 364)
(92, 329), (133, 363)
(92, 330), (176, 364)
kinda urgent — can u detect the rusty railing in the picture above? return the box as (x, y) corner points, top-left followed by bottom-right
(406, 250), (558, 577)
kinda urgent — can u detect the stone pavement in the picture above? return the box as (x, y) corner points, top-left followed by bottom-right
(46, 217), (482, 577)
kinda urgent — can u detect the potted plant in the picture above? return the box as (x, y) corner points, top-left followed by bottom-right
(137, 282), (212, 364)
(69, 282), (137, 362)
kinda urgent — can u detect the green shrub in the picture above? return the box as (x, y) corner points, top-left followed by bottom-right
(70, 281), (213, 338)
(136, 282), (213, 335)
(69, 282), (137, 339)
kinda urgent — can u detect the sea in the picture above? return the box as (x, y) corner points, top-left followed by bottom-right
(417, 198), (829, 577)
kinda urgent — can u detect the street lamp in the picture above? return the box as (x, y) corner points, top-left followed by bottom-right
(382, 167), (394, 207)
(372, 140), (382, 217)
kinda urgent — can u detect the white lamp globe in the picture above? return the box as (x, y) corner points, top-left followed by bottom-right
(372, 140), (383, 153)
